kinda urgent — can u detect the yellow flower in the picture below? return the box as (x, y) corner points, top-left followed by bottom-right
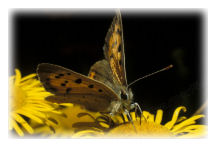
(9, 69), (61, 136)
(33, 104), (104, 138)
(73, 106), (206, 138)
(12, 69), (205, 138)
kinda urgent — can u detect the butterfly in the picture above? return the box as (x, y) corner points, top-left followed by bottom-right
(37, 12), (143, 119)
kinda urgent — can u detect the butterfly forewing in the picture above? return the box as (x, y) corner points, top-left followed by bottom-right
(37, 12), (134, 114)
(37, 63), (119, 112)
(103, 12), (127, 87)
(46, 95), (111, 112)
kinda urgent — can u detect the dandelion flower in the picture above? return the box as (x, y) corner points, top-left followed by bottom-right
(73, 106), (206, 138)
(9, 69), (60, 136)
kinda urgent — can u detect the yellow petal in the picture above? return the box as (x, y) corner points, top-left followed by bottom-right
(20, 81), (40, 88)
(123, 114), (129, 122)
(173, 125), (205, 135)
(130, 112), (136, 120)
(74, 130), (104, 137)
(9, 76), (15, 87)
(143, 111), (152, 121)
(9, 118), (13, 130)
(27, 93), (51, 99)
(14, 69), (21, 86)
(9, 75), (15, 81)
(16, 109), (43, 124)
(176, 116), (187, 123)
(143, 111), (154, 122)
(155, 109), (163, 124)
(98, 121), (110, 128)
(33, 126), (54, 135)
(165, 106), (186, 129)
(26, 87), (48, 93)
(12, 113), (34, 134)
(11, 119), (24, 136)
(171, 115), (204, 132)
(21, 82), (42, 90)
(111, 115), (124, 124)
(27, 103), (53, 108)
(177, 125), (207, 138)
(22, 108), (46, 118)
(45, 119), (58, 127)
(21, 73), (37, 81)
(27, 105), (53, 112)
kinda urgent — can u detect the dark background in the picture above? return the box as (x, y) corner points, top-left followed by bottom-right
(11, 10), (205, 124)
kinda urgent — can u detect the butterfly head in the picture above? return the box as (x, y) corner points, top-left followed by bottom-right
(120, 87), (134, 110)
(120, 88), (133, 100)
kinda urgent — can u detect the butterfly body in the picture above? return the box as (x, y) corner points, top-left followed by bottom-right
(88, 59), (134, 114)
(37, 12), (137, 115)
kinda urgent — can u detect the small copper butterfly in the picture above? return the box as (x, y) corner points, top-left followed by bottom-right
(37, 11), (172, 120)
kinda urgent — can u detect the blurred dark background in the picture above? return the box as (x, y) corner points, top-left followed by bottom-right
(11, 9), (205, 124)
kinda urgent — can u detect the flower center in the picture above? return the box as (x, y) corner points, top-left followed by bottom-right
(108, 121), (174, 137)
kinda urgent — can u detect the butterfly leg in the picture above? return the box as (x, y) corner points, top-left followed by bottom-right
(130, 103), (138, 121)
(130, 103), (140, 124)
(124, 109), (137, 133)
(130, 102), (146, 125)
(109, 112), (114, 117)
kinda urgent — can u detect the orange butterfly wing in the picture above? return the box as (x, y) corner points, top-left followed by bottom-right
(103, 12), (127, 87)
(37, 63), (119, 112)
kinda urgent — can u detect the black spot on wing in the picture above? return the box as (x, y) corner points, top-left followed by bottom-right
(75, 78), (82, 84)
(88, 84), (94, 88)
(59, 73), (64, 76)
(61, 83), (66, 87)
(55, 75), (60, 79)
(98, 89), (103, 92)
(117, 28), (121, 34)
(50, 87), (57, 92)
(119, 60), (122, 66)
(66, 88), (72, 94)
(118, 45), (121, 52)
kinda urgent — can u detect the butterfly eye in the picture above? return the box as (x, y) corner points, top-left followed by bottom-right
(120, 90), (128, 100)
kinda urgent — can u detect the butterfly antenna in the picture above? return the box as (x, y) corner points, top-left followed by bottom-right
(127, 64), (173, 89)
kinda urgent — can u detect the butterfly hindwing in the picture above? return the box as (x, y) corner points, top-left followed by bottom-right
(37, 63), (119, 112)
(103, 12), (127, 87)
(88, 59), (121, 95)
